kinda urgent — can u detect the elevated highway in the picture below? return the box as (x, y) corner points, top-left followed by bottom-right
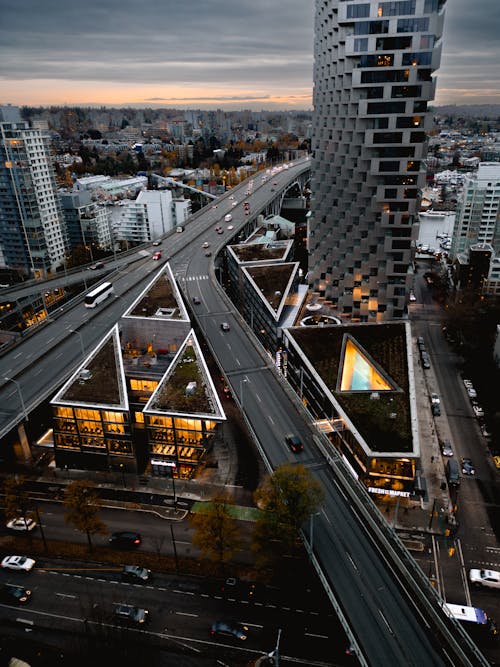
(0, 158), (489, 666)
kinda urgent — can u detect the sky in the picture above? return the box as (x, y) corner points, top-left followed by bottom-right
(0, 0), (498, 110)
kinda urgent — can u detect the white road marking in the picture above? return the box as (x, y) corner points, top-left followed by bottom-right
(55, 593), (77, 599)
(176, 611), (198, 617)
(268, 415), (275, 424)
(305, 632), (328, 639)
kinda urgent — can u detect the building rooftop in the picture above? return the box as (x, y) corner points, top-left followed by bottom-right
(287, 323), (413, 454)
(124, 263), (189, 321)
(145, 330), (226, 420)
(228, 241), (291, 264)
(51, 325), (127, 409)
(244, 263), (299, 318)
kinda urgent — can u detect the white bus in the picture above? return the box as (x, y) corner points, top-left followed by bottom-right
(84, 282), (114, 308)
(445, 602), (498, 641)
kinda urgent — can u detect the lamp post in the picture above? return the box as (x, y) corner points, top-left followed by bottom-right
(239, 377), (249, 410)
(69, 329), (85, 359)
(170, 522), (179, 572)
(119, 463), (126, 488)
(4, 377), (28, 422)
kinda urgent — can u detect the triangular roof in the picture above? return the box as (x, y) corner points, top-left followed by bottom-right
(227, 240), (293, 265)
(338, 334), (400, 393)
(123, 263), (189, 322)
(144, 329), (226, 421)
(51, 324), (128, 410)
(242, 262), (299, 321)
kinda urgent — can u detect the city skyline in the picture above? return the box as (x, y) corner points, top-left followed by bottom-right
(0, 0), (498, 110)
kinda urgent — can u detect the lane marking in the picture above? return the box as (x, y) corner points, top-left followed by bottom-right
(176, 611), (198, 617)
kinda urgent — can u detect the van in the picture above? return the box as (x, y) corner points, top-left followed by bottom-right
(446, 458), (460, 487)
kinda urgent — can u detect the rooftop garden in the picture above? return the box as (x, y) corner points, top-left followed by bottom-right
(290, 324), (412, 453)
(149, 343), (213, 414)
(231, 243), (287, 263)
(246, 264), (296, 312)
(60, 336), (122, 405)
(129, 273), (180, 318)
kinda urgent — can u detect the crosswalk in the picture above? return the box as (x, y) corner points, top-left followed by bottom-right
(175, 274), (209, 282)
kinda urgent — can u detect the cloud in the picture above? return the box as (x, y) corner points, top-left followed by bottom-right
(0, 0), (497, 107)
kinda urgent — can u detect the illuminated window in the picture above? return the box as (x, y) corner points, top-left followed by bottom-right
(338, 336), (398, 392)
(75, 408), (100, 421)
(54, 406), (73, 418)
(130, 379), (158, 392)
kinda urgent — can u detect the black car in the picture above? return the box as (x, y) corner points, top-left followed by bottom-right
(210, 620), (248, 641)
(0, 583), (31, 605)
(431, 403), (441, 417)
(109, 531), (141, 549)
(192, 296), (201, 305)
(285, 434), (304, 453)
(121, 565), (151, 582)
(114, 604), (149, 625)
(461, 458), (476, 476)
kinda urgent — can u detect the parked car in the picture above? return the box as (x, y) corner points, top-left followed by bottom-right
(409, 292), (417, 302)
(469, 569), (500, 590)
(0, 583), (32, 605)
(441, 440), (454, 457)
(224, 214), (232, 222)
(463, 378), (473, 389)
(6, 517), (36, 532)
(114, 604), (149, 625)
(421, 352), (431, 369)
(1, 556), (36, 572)
(467, 387), (477, 399)
(210, 620), (248, 641)
(285, 434), (304, 453)
(431, 404), (441, 417)
(109, 531), (141, 549)
(121, 565), (151, 583)
(461, 458), (476, 476)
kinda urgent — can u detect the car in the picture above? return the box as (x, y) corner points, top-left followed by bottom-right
(0, 583), (32, 605)
(220, 322), (230, 331)
(211, 204), (218, 209)
(231, 201), (237, 206)
(467, 387), (477, 399)
(421, 353), (431, 369)
(461, 457), (475, 475)
(441, 440), (453, 457)
(273, 181), (278, 185)
(109, 531), (141, 549)
(431, 393), (440, 405)
(217, 228), (224, 233)
(472, 404), (484, 418)
(431, 403), (441, 417)
(417, 336), (425, 350)
(463, 378), (473, 389)
(6, 517), (37, 532)
(285, 434), (304, 453)
(152, 240), (162, 246)
(205, 251), (212, 257)
(228, 195), (234, 200)
(210, 620), (248, 641)
(409, 292), (417, 302)
(214, 226), (222, 232)
(227, 225), (234, 230)
(224, 214), (232, 222)
(1, 556), (36, 572)
(469, 569), (500, 590)
(121, 565), (151, 583)
(202, 242), (210, 248)
(152, 251), (162, 260)
(114, 603), (149, 625)
(481, 424), (492, 438)
(192, 296), (201, 305)
(90, 262), (105, 270)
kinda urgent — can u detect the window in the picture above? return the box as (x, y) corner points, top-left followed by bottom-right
(402, 52), (432, 66)
(373, 132), (403, 143)
(380, 161), (402, 172)
(378, 1), (416, 16)
(360, 54), (394, 67)
(376, 36), (412, 50)
(367, 102), (405, 114)
(347, 3), (370, 18)
(361, 69), (409, 83)
(392, 85), (422, 98)
(420, 34), (436, 49)
(397, 17), (429, 32)
(75, 408), (100, 421)
(354, 38), (369, 52)
(355, 20), (389, 35)
(130, 379), (158, 392)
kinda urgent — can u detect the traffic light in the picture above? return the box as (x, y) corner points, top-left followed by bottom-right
(444, 528), (450, 537)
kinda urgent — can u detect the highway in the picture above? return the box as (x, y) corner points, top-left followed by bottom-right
(0, 159), (490, 666)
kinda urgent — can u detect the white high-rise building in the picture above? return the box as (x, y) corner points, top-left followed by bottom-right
(309, 0), (446, 321)
(452, 163), (500, 257)
(117, 190), (191, 244)
(0, 105), (67, 277)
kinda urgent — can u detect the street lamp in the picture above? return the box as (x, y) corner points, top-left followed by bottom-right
(69, 329), (85, 359)
(239, 377), (249, 410)
(119, 463), (126, 488)
(4, 376), (28, 422)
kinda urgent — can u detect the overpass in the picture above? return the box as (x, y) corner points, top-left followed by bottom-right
(0, 158), (488, 666)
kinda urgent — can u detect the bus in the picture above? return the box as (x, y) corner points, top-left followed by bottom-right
(445, 603), (498, 642)
(84, 282), (114, 308)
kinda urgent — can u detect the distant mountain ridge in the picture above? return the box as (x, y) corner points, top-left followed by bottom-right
(434, 104), (500, 118)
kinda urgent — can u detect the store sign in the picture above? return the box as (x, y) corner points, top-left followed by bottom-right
(151, 459), (177, 468)
(368, 487), (411, 498)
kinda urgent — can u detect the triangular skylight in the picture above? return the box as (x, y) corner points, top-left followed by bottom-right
(338, 335), (398, 393)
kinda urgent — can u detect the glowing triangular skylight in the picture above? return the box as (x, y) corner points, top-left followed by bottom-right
(339, 337), (396, 392)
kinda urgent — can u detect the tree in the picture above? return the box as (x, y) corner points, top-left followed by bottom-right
(252, 463), (324, 565)
(2, 475), (33, 526)
(63, 480), (106, 551)
(189, 491), (242, 567)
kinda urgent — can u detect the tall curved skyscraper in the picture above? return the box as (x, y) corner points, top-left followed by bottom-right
(309, 0), (447, 321)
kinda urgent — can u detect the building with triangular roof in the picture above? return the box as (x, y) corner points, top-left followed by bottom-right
(50, 265), (225, 477)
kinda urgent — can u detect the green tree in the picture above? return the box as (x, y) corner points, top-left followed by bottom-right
(252, 463), (324, 565)
(63, 480), (106, 551)
(189, 492), (242, 567)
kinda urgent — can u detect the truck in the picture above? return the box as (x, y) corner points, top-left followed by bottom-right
(446, 458), (460, 487)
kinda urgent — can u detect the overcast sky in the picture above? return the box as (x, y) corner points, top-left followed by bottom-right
(0, 0), (498, 109)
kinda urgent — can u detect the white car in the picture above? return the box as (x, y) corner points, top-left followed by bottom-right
(431, 393), (440, 405)
(1, 556), (36, 572)
(472, 404), (484, 418)
(463, 378), (473, 389)
(469, 569), (500, 590)
(409, 292), (417, 302)
(202, 242), (210, 249)
(227, 225), (234, 230)
(467, 387), (477, 399)
(6, 517), (37, 532)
